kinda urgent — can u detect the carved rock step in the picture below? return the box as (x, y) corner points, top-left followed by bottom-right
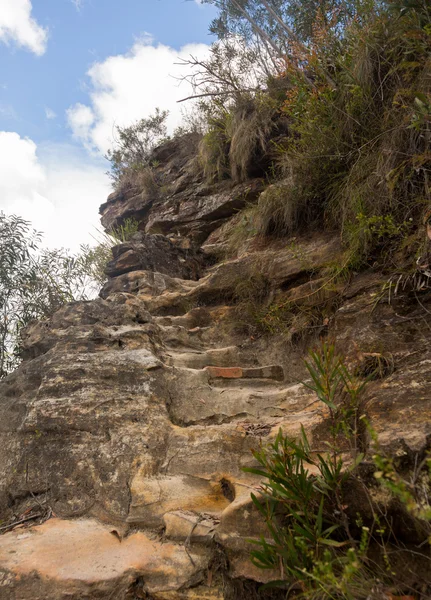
(156, 323), (212, 350)
(164, 346), (240, 369)
(206, 365), (284, 382)
(0, 518), (212, 600)
(166, 368), (317, 427)
(152, 305), (234, 330)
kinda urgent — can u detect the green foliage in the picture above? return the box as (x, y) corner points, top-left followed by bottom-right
(369, 425), (431, 522)
(199, 93), (279, 182)
(255, 179), (309, 238)
(342, 213), (414, 270)
(0, 213), (103, 378)
(228, 94), (278, 181)
(106, 108), (168, 189)
(244, 424), (371, 597)
(304, 342), (368, 460)
(267, 0), (431, 262)
(109, 217), (140, 243)
(242, 298), (325, 339)
(245, 342), (431, 597)
(0, 214), (40, 376)
(199, 106), (231, 181)
(78, 243), (112, 287)
(199, 1), (430, 271)
(203, 0), (365, 53)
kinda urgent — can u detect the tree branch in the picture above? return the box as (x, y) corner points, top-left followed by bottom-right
(178, 89), (259, 103)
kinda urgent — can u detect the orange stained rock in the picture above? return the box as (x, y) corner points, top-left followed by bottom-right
(0, 518), (200, 586)
(206, 366), (243, 379)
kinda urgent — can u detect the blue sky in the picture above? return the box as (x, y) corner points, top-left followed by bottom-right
(0, 0), (217, 248)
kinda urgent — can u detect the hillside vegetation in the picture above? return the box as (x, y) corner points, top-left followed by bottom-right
(200, 0), (430, 270)
(110, 0), (430, 278)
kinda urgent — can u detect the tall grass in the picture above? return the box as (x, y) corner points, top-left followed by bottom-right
(199, 93), (280, 182)
(201, 1), (430, 270)
(261, 1), (431, 267)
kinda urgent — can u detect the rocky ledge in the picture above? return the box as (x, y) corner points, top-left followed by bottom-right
(0, 135), (430, 599)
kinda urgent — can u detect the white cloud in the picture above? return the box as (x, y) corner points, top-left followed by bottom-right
(0, 132), (110, 250)
(67, 39), (210, 155)
(0, 0), (48, 56)
(45, 107), (57, 120)
(67, 103), (95, 146)
(71, 0), (83, 10)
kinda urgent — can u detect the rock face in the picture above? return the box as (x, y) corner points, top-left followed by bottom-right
(105, 232), (205, 280)
(1, 135), (431, 598)
(99, 134), (265, 244)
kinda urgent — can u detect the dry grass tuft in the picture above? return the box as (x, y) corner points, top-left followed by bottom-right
(198, 94), (278, 183)
(114, 166), (159, 197)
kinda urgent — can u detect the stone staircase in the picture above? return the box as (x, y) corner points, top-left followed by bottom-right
(1, 127), (431, 599)
(0, 259), (321, 599)
(3, 230), (429, 599)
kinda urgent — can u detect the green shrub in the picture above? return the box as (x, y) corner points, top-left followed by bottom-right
(254, 1), (431, 271)
(245, 342), (431, 597)
(254, 180), (306, 238)
(108, 217), (140, 243)
(199, 107), (231, 182)
(106, 109), (168, 190)
(245, 427), (371, 598)
(0, 213), (105, 377)
(228, 95), (278, 181)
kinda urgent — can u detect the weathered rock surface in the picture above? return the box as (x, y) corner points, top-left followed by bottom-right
(105, 232), (205, 280)
(1, 134), (431, 598)
(0, 518), (211, 599)
(100, 135), (265, 244)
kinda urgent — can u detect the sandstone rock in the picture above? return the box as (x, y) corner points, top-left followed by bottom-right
(164, 511), (218, 544)
(99, 133), (202, 232)
(145, 179), (265, 244)
(105, 232), (204, 280)
(99, 134), (265, 244)
(331, 271), (431, 453)
(19, 295), (153, 359)
(100, 269), (199, 299)
(128, 473), (233, 528)
(0, 518), (210, 599)
(0, 294), (169, 522)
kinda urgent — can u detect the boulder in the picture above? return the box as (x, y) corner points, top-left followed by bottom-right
(105, 232), (205, 280)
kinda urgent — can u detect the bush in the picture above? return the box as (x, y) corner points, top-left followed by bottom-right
(254, 179), (305, 237)
(199, 1), (430, 272)
(106, 108), (168, 190)
(246, 428), (374, 599)
(260, 0), (431, 268)
(0, 213), (104, 377)
(244, 341), (431, 598)
(199, 107), (231, 182)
